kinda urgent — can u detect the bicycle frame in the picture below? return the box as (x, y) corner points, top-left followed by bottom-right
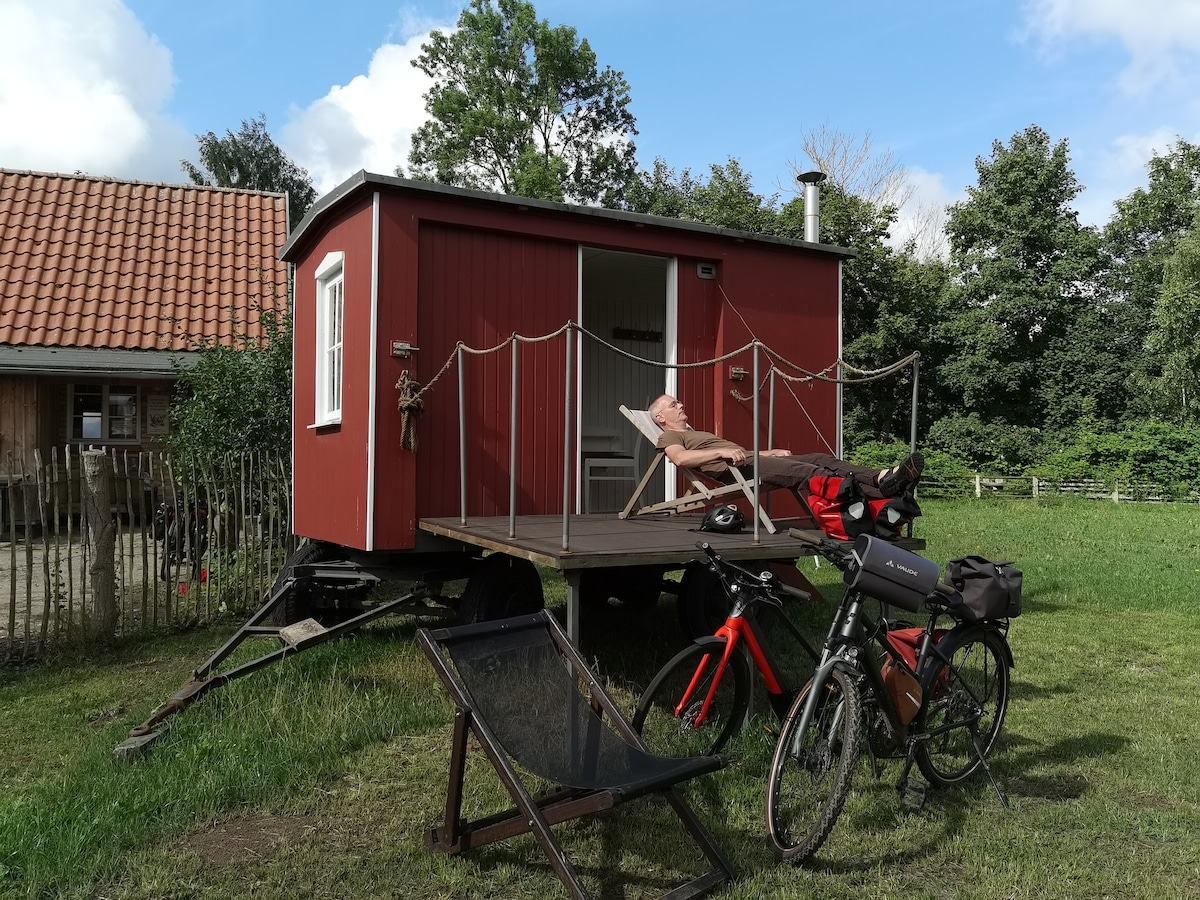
(674, 567), (820, 730)
(787, 587), (939, 755)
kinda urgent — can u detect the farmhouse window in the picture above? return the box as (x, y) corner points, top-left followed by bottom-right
(69, 384), (139, 442)
(315, 251), (345, 425)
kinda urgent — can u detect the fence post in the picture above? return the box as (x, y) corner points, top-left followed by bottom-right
(1032, 475), (1039, 498)
(975, 474), (982, 498)
(1113, 481), (1120, 503)
(81, 450), (118, 642)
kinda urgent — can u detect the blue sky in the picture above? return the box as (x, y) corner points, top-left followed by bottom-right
(5, 0), (1200, 244)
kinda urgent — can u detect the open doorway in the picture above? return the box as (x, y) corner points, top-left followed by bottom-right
(578, 248), (674, 513)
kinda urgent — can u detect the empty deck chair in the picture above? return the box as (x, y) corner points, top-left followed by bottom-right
(417, 610), (737, 899)
(618, 405), (778, 534)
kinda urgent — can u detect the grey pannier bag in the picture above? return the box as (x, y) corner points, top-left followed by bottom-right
(945, 556), (1023, 622)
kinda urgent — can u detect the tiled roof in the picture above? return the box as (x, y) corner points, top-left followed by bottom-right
(0, 169), (289, 352)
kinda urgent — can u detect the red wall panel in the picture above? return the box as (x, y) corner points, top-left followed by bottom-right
(291, 196), (376, 547)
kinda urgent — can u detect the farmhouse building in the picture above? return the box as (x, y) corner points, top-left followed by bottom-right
(0, 170), (289, 477)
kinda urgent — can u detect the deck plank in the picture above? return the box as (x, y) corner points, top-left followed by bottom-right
(419, 513), (815, 570)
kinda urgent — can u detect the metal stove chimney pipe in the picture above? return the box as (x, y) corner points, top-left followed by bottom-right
(796, 170), (828, 243)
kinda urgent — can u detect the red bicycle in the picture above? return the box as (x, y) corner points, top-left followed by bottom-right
(631, 542), (819, 758)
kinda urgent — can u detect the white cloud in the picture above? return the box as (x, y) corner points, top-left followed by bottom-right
(1075, 126), (1200, 226)
(282, 25), (441, 196)
(1023, 0), (1200, 93)
(889, 167), (961, 260)
(0, 0), (191, 181)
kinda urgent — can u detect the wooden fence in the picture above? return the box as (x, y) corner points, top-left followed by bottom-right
(2, 447), (295, 661)
(916, 474), (1197, 502)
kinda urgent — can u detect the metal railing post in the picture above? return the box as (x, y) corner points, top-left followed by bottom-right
(910, 352), (920, 453)
(509, 337), (519, 539)
(752, 342), (761, 543)
(458, 346), (467, 525)
(767, 367), (775, 517)
(562, 326), (574, 550)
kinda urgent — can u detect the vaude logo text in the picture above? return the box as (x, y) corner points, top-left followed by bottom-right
(885, 559), (919, 577)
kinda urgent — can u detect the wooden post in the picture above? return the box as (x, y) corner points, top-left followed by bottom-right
(81, 450), (118, 641)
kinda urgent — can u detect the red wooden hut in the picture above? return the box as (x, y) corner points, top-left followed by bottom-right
(280, 172), (851, 558)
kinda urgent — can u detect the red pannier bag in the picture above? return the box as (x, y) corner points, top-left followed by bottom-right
(805, 475), (873, 541)
(869, 493), (922, 541)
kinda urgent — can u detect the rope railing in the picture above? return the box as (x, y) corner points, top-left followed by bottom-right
(403, 320), (917, 556)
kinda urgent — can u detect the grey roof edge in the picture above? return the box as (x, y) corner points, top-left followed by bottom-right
(0, 346), (196, 378)
(280, 170), (856, 261)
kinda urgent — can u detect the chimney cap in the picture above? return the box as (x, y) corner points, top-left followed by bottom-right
(795, 170), (828, 185)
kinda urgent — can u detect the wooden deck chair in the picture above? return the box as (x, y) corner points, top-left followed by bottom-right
(417, 611), (737, 899)
(618, 405), (778, 534)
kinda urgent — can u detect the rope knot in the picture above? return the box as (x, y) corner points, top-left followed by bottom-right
(396, 371), (425, 452)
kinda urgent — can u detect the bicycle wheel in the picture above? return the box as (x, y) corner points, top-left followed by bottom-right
(766, 666), (861, 863)
(915, 626), (1011, 786)
(631, 636), (752, 758)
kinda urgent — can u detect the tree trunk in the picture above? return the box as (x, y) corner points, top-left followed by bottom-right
(82, 450), (118, 641)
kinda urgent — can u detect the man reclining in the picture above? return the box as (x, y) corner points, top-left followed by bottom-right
(649, 393), (923, 502)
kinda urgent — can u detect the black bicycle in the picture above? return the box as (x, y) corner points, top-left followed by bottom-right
(767, 534), (1014, 863)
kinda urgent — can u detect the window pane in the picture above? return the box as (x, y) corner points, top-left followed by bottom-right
(72, 386), (103, 440)
(108, 386), (138, 439)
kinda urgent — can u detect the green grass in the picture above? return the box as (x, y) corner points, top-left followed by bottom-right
(1, 499), (1199, 898)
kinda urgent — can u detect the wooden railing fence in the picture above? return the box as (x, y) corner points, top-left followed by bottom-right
(2, 447), (295, 661)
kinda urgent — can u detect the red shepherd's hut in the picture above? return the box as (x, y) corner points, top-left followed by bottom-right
(279, 172), (852, 554)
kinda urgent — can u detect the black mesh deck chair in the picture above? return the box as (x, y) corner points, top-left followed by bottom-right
(417, 610), (737, 899)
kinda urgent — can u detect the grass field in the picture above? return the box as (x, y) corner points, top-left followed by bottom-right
(1, 499), (1198, 899)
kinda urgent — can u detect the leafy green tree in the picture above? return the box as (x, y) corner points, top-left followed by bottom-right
(683, 159), (780, 233)
(182, 114), (317, 226)
(1142, 210), (1200, 420)
(623, 157), (698, 218)
(1102, 139), (1200, 417)
(940, 125), (1101, 432)
(168, 298), (292, 463)
(408, 0), (637, 205)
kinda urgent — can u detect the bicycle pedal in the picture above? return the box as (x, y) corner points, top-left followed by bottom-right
(899, 777), (927, 810)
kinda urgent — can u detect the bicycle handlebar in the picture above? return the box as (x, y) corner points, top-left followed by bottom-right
(695, 541), (807, 605)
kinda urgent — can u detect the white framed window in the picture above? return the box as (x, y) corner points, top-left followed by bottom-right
(69, 384), (139, 443)
(314, 251), (345, 425)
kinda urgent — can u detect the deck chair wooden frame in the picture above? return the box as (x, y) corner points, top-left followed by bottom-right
(417, 610), (737, 899)
(618, 405), (778, 534)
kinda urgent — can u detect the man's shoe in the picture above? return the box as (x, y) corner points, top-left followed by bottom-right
(879, 451), (924, 497)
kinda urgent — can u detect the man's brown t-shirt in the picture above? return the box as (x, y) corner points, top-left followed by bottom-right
(655, 430), (743, 477)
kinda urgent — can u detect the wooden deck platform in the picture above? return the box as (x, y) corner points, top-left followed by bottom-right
(419, 513), (816, 571)
(419, 513), (925, 640)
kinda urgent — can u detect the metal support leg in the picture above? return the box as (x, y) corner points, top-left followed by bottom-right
(564, 569), (583, 644)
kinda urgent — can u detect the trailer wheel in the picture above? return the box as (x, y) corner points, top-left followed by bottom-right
(677, 558), (778, 641)
(580, 566), (664, 610)
(270, 541), (372, 627)
(457, 554), (544, 624)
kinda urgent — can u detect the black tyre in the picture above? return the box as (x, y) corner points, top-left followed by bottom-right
(767, 666), (861, 863)
(631, 637), (752, 758)
(270, 541), (372, 627)
(915, 626), (1011, 786)
(457, 554), (545, 624)
(579, 565), (664, 610)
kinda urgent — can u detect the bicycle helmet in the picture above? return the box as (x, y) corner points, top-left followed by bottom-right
(700, 504), (746, 533)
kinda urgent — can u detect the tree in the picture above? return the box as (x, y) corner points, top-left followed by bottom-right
(940, 125), (1101, 435)
(1142, 210), (1200, 421)
(182, 114), (317, 225)
(1101, 139), (1200, 418)
(407, 0), (637, 205)
(168, 297), (292, 463)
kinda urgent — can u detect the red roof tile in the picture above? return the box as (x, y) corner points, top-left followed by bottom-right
(0, 170), (288, 352)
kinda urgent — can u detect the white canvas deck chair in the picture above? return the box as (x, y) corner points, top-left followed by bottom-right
(618, 405), (777, 534)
